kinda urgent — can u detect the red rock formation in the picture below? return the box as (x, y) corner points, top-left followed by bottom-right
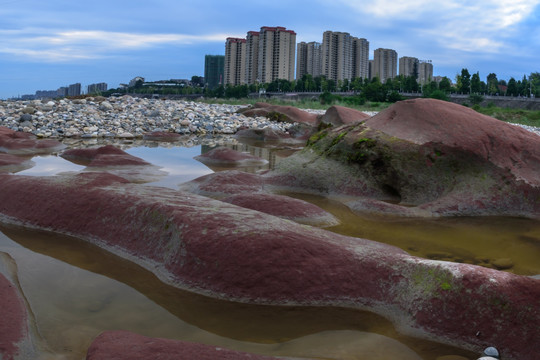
(268, 99), (540, 219)
(61, 145), (150, 166)
(178, 170), (265, 198)
(0, 273), (27, 360)
(222, 193), (339, 227)
(87, 331), (284, 360)
(238, 103), (319, 125)
(0, 126), (65, 155)
(0, 154), (34, 173)
(319, 105), (371, 126)
(194, 147), (268, 167)
(0, 172), (538, 359)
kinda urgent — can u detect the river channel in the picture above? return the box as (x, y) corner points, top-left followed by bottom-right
(0, 136), (538, 360)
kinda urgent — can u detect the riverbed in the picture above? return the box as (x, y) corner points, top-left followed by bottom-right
(1, 137), (538, 360)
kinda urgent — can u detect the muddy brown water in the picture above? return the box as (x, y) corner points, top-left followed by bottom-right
(0, 138), (538, 359)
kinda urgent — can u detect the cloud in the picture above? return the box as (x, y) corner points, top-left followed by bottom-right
(0, 29), (238, 62)
(334, 0), (540, 53)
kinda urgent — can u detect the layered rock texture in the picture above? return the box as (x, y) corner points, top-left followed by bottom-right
(266, 98), (540, 219)
(0, 126), (65, 155)
(0, 171), (538, 359)
(0, 255), (38, 360)
(86, 331), (288, 360)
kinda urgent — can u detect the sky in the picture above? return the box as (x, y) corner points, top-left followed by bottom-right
(1, 0), (539, 99)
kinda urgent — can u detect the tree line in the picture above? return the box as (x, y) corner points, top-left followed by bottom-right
(102, 71), (540, 103)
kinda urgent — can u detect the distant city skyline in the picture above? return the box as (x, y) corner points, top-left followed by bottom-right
(1, 0), (539, 99)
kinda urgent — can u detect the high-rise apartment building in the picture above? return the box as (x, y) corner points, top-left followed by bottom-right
(224, 38), (246, 86)
(373, 48), (398, 83)
(68, 83), (81, 97)
(296, 41), (321, 79)
(352, 37), (369, 80)
(321, 31), (353, 82)
(245, 31), (260, 84)
(321, 31), (369, 82)
(204, 55), (225, 89)
(87, 82), (108, 94)
(399, 56), (419, 77)
(418, 60), (433, 84)
(257, 26), (296, 83)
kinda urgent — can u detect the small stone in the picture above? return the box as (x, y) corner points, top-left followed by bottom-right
(492, 258), (513, 270)
(19, 114), (33, 122)
(22, 106), (36, 114)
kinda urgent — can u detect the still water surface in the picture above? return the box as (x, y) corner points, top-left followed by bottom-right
(1, 137), (538, 359)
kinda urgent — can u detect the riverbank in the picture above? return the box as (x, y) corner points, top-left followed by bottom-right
(0, 96), (539, 139)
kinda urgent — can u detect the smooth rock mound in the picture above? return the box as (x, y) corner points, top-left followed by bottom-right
(320, 105), (372, 126)
(267, 99), (540, 219)
(222, 193), (340, 227)
(238, 102), (319, 125)
(61, 145), (166, 183)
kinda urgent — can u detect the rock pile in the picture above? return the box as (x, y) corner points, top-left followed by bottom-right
(0, 97), (295, 139)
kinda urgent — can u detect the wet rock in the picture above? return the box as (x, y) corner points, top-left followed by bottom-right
(267, 99), (540, 219)
(0, 172), (538, 360)
(61, 145), (165, 183)
(0, 126), (66, 155)
(0, 153), (35, 173)
(491, 258), (514, 270)
(194, 147), (268, 167)
(178, 170), (264, 198)
(222, 193), (340, 227)
(86, 330), (283, 360)
(0, 258), (38, 360)
(18, 114), (33, 123)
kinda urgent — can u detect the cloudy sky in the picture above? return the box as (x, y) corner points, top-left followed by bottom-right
(1, 0), (539, 99)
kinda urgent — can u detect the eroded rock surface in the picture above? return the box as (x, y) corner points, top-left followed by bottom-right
(238, 102), (319, 125)
(222, 193), (339, 227)
(0, 126), (65, 155)
(266, 98), (540, 219)
(0, 153), (34, 173)
(86, 331), (287, 360)
(0, 255), (38, 360)
(319, 105), (371, 126)
(0, 172), (538, 359)
(61, 145), (166, 183)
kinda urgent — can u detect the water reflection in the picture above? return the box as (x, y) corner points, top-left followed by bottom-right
(0, 225), (476, 360)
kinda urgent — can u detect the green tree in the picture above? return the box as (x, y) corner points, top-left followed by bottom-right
(507, 78), (518, 96)
(487, 73), (499, 95)
(459, 68), (471, 93)
(471, 72), (481, 93)
(439, 77), (452, 92)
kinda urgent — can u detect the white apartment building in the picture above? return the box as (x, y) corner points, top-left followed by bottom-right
(224, 37), (246, 86)
(257, 26), (296, 84)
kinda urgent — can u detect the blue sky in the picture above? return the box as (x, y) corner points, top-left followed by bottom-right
(1, 0), (539, 99)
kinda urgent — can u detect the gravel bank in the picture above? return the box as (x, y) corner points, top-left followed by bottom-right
(0, 96), (539, 139)
(0, 96), (292, 139)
